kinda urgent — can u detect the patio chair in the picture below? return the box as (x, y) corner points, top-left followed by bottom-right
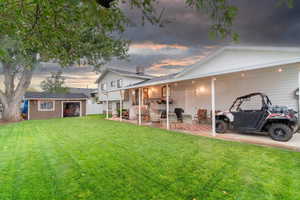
(197, 109), (207, 124)
(174, 108), (184, 122)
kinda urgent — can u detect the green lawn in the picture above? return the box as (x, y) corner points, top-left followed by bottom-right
(0, 115), (300, 200)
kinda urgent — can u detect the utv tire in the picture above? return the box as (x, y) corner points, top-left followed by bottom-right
(216, 120), (228, 133)
(269, 124), (293, 142)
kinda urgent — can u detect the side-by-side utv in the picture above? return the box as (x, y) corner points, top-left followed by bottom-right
(215, 93), (298, 142)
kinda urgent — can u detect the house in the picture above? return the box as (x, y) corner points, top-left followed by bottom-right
(103, 46), (300, 134)
(24, 92), (88, 120)
(96, 67), (154, 116)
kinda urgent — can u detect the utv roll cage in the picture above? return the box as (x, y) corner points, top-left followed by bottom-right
(229, 92), (272, 112)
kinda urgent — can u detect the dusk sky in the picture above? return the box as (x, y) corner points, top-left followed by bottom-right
(31, 0), (300, 89)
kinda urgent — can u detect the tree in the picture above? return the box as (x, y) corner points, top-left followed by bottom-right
(0, 1), (128, 121)
(40, 71), (69, 93)
(0, 0), (292, 121)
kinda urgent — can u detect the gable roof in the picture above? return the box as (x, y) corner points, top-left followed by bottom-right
(121, 45), (300, 90)
(175, 46), (300, 78)
(96, 68), (155, 83)
(24, 92), (88, 100)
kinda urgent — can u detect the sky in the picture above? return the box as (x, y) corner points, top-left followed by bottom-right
(29, 0), (300, 89)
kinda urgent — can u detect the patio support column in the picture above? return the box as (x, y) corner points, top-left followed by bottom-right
(298, 72), (300, 121)
(138, 88), (142, 125)
(211, 77), (216, 136)
(120, 90), (123, 121)
(106, 92), (109, 119)
(166, 84), (170, 130)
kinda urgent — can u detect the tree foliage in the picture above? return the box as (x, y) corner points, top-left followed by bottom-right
(40, 71), (69, 93)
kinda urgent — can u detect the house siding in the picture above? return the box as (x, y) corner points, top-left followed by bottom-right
(98, 71), (149, 114)
(169, 63), (300, 117)
(29, 100), (87, 120)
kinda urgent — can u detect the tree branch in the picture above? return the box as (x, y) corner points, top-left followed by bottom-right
(14, 66), (34, 101)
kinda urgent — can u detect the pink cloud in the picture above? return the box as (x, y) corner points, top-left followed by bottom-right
(147, 55), (206, 76)
(131, 41), (188, 51)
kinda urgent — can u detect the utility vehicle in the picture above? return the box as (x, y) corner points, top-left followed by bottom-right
(216, 93), (298, 141)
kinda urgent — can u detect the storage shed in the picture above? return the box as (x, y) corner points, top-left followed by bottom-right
(24, 92), (88, 120)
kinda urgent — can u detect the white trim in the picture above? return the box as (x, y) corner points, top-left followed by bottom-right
(120, 90), (123, 121)
(61, 101), (82, 118)
(138, 88), (142, 125)
(298, 72), (300, 120)
(211, 77), (216, 136)
(38, 100), (55, 112)
(166, 84), (170, 130)
(106, 93), (109, 119)
(28, 100), (30, 120)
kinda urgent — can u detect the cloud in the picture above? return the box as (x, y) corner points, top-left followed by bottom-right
(131, 41), (188, 51)
(147, 55), (205, 76)
(129, 41), (189, 56)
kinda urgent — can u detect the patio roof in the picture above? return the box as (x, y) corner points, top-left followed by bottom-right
(119, 46), (300, 90)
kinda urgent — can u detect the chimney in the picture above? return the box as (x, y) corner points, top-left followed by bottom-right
(136, 66), (145, 75)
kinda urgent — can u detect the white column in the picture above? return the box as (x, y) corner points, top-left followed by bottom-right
(141, 88), (144, 106)
(298, 72), (300, 121)
(138, 88), (142, 125)
(120, 90), (123, 121)
(106, 92), (109, 119)
(211, 77), (216, 136)
(166, 84), (170, 130)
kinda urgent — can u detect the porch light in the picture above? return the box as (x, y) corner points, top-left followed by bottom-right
(174, 83), (178, 86)
(192, 80), (196, 84)
(132, 90), (135, 95)
(278, 68), (283, 72)
(196, 86), (206, 95)
(241, 73), (245, 77)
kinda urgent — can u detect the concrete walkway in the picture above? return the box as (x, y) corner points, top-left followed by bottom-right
(185, 130), (300, 152)
(108, 117), (300, 152)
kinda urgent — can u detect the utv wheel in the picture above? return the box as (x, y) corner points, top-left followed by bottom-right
(269, 124), (293, 142)
(216, 120), (228, 133)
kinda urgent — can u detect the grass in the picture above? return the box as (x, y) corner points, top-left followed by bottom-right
(0, 115), (300, 200)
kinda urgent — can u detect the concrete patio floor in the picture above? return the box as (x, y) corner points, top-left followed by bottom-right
(108, 117), (300, 152)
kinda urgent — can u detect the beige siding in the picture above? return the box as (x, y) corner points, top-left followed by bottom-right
(170, 63), (300, 117)
(29, 100), (62, 120)
(29, 100), (87, 120)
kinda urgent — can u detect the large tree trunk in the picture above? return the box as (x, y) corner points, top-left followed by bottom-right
(0, 63), (33, 122)
(2, 100), (23, 122)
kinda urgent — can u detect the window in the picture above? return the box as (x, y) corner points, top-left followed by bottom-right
(239, 96), (263, 111)
(38, 101), (55, 111)
(110, 81), (116, 88)
(132, 89), (139, 105)
(101, 83), (107, 91)
(117, 79), (123, 88)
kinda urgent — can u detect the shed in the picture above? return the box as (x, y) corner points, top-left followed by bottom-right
(24, 92), (88, 120)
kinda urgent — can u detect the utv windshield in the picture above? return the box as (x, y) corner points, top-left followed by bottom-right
(230, 94), (271, 112)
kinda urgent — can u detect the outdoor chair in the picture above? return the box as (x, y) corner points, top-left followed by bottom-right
(174, 108), (184, 122)
(197, 109), (208, 123)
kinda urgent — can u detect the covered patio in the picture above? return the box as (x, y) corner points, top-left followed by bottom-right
(104, 46), (300, 144)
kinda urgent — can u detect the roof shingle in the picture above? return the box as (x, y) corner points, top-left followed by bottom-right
(24, 92), (88, 99)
